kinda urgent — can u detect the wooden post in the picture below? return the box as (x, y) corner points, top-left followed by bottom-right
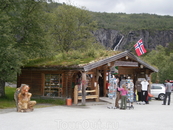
(148, 73), (152, 93)
(103, 65), (107, 97)
(95, 84), (99, 102)
(74, 85), (78, 105)
(82, 72), (86, 105)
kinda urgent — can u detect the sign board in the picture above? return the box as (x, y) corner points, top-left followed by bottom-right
(110, 65), (118, 74)
(115, 61), (138, 67)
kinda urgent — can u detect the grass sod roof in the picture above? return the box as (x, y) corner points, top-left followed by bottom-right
(25, 50), (158, 72)
(25, 50), (121, 68)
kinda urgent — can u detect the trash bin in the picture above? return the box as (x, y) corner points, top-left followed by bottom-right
(66, 98), (72, 106)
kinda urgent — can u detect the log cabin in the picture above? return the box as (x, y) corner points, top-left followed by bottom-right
(17, 51), (158, 102)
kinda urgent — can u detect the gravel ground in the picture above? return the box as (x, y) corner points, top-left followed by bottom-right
(0, 97), (173, 130)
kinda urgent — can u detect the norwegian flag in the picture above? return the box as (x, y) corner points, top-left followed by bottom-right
(134, 39), (147, 56)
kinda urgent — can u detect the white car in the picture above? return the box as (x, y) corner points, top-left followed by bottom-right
(150, 83), (165, 100)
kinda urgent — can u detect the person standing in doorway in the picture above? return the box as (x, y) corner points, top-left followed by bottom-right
(163, 79), (172, 105)
(135, 79), (142, 102)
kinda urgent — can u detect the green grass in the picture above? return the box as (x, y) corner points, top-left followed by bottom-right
(26, 50), (121, 67)
(0, 87), (65, 109)
(0, 87), (16, 109)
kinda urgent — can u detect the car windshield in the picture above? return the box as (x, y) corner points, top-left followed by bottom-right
(152, 86), (162, 89)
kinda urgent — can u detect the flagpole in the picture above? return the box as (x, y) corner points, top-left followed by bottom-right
(128, 46), (134, 52)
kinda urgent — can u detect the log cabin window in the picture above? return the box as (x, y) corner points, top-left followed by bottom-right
(44, 74), (62, 97)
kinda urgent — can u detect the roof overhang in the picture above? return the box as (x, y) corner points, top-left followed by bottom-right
(83, 51), (158, 72)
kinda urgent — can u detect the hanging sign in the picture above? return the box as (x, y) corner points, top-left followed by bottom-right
(115, 61), (138, 67)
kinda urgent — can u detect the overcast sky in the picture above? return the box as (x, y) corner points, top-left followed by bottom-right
(55, 0), (173, 16)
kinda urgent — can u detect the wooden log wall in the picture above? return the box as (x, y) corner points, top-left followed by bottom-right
(17, 69), (83, 98)
(17, 70), (42, 96)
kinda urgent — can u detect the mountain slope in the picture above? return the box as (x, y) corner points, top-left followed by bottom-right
(90, 12), (173, 51)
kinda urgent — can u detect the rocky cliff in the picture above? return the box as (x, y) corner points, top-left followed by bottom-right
(93, 29), (173, 51)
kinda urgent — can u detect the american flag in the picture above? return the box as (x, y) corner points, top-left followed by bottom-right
(134, 39), (147, 56)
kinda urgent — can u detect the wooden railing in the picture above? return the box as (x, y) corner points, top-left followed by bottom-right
(74, 84), (99, 105)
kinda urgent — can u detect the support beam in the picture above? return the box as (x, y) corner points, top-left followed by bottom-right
(103, 65), (107, 97)
(81, 72), (86, 105)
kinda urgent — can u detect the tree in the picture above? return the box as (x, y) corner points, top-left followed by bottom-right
(0, 0), (54, 97)
(50, 3), (98, 52)
(143, 45), (173, 83)
(0, 11), (23, 96)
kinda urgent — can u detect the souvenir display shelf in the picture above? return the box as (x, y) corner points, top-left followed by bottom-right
(44, 74), (62, 97)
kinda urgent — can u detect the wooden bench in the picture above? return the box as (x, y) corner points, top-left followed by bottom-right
(74, 85), (99, 105)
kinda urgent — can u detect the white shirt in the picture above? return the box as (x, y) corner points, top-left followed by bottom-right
(141, 81), (149, 91)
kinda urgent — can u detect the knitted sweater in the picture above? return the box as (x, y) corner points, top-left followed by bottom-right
(118, 88), (128, 96)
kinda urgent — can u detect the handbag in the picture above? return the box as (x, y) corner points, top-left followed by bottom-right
(148, 92), (153, 97)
